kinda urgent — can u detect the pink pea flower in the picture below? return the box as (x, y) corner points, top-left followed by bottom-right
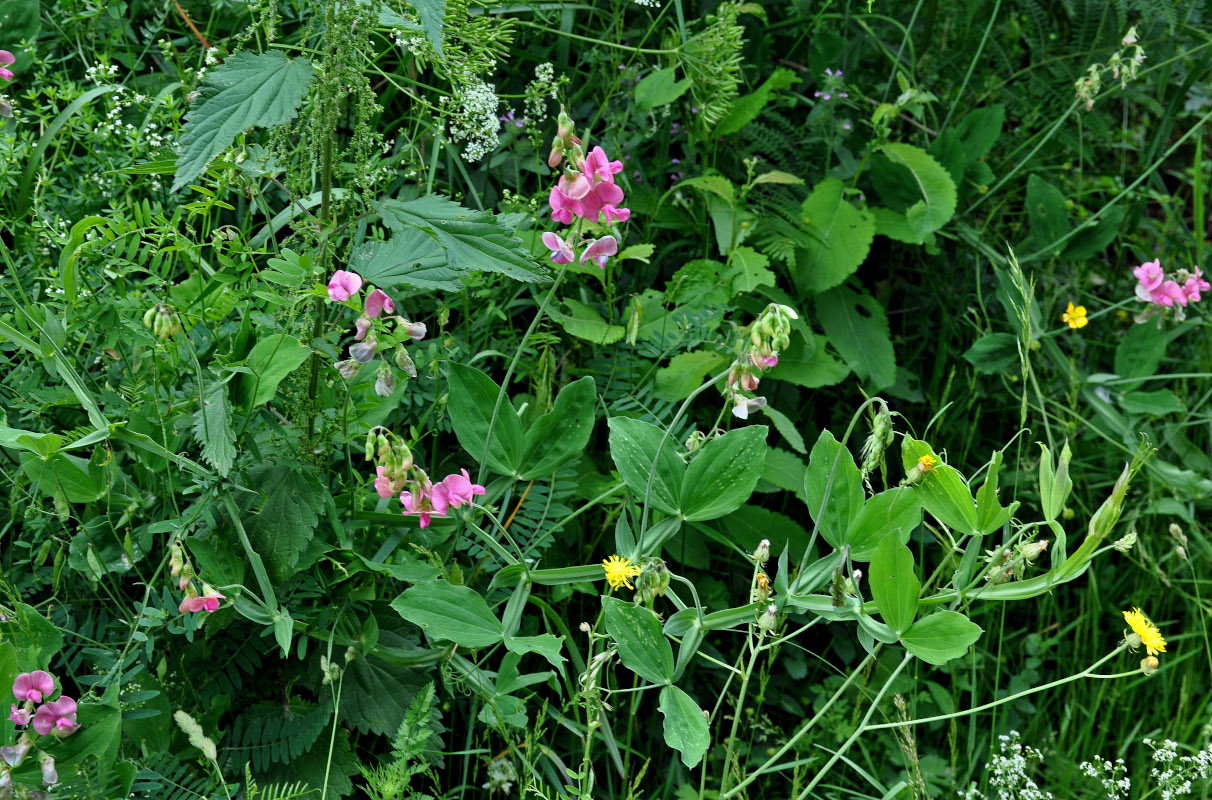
(557, 172), (592, 200)
(9, 703), (31, 726)
(439, 469), (486, 508)
(732, 396), (768, 420)
(12, 671), (54, 704)
(327, 270), (363, 302)
(584, 146), (624, 181)
(349, 338), (378, 363)
(602, 204), (631, 224)
(41, 753), (58, 787)
(541, 232), (575, 265)
(577, 181), (625, 222)
(365, 288), (395, 318)
(1133, 259), (1164, 300)
(581, 236), (619, 268)
(549, 186), (579, 225)
(0, 51), (14, 82)
(392, 318), (427, 340)
(1, 735), (31, 767)
(374, 466), (398, 499)
(1155, 279), (1188, 307)
(1183, 267), (1210, 303)
(750, 352), (778, 369)
(354, 316), (373, 341)
(401, 478), (448, 528)
(32, 697), (79, 737)
(740, 373), (759, 392)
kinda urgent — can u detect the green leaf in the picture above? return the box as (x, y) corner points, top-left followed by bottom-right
(681, 426), (768, 521)
(725, 246), (776, 294)
(674, 175), (736, 206)
(975, 450), (1018, 534)
(900, 611), (983, 665)
(1062, 205), (1125, 261)
(408, 0), (446, 56)
(962, 333), (1019, 374)
(351, 228), (464, 292)
(953, 104), (1004, 164)
(603, 597), (673, 684)
(243, 463), (327, 583)
(549, 298), (626, 344)
(392, 581), (505, 648)
(767, 331), (850, 388)
(803, 430), (864, 550)
(1121, 389), (1184, 416)
(503, 633), (567, 670)
(881, 143), (957, 240)
(844, 489), (921, 561)
(794, 177), (876, 294)
(815, 286), (896, 389)
(192, 379), (236, 476)
(607, 417), (683, 516)
(763, 405), (807, 454)
(446, 362), (525, 477)
(659, 685), (710, 767)
(654, 350), (728, 402)
(376, 196), (548, 284)
(340, 621), (433, 736)
(635, 66), (692, 110)
(240, 334), (311, 407)
(37, 701), (121, 770)
(1026, 174), (1069, 255)
(520, 377), (596, 479)
(870, 533), (919, 635)
(20, 452), (101, 503)
(174, 51), (315, 191)
(0, 603), (62, 670)
(758, 447), (807, 502)
(900, 438), (979, 535)
(1113, 321), (1168, 391)
(715, 67), (798, 137)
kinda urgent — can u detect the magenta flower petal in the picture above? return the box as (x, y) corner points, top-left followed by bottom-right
(326, 270), (363, 302)
(365, 288), (395, 318)
(580, 236), (619, 268)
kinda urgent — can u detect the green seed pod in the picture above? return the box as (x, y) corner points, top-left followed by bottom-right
(143, 307), (157, 328)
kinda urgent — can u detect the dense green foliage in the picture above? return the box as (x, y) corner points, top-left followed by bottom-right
(2, 0), (1212, 797)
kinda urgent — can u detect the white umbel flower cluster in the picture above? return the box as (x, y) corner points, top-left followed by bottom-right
(1147, 738), (1212, 800)
(959, 731), (1053, 800)
(443, 79), (501, 162)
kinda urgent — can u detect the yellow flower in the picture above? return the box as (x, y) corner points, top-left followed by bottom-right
(1123, 607), (1167, 656)
(917, 455), (938, 472)
(1062, 302), (1089, 329)
(602, 555), (643, 592)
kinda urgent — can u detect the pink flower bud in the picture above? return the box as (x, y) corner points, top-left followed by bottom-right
(365, 288), (395, 318)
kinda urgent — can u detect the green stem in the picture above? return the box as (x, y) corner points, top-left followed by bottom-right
(717, 628), (766, 797)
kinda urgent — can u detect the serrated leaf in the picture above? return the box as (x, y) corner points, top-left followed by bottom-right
(174, 52), (315, 191)
(654, 350), (728, 402)
(375, 196), (548, 284)
(192, 380), (236, 476)
(350, 229), (465, 292)
(725, 246), (776, 294)
(794, 177), (875, 294)
(243, 463), (326, 583)
(872, 144), (957, 243)
(815, 286), (896, 389)
(408, 0), (446, 56)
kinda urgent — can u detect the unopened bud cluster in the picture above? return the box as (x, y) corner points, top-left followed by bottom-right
(726, 304), (798, 421)
(860, 401), (895, 481)
(142, 303), (181, 339)
(364, 426), (484, 528)
(1075, 27), (1145, 111)
(170, 539), (225, 616)
(983, 539), (1048, 583)
(633, 558), (671, 607)
(328, 270), (426, 398)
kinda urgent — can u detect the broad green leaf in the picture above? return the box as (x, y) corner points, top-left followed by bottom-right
(725, 246), (776, 294)
(607, 417), (683, 516)
(1062, 205), (1125, 261)
(681, 426), (768, 521)
(635, 66), (692, 110)
(603, 597), (673, 684)
(900, 611), (983, 665)
(240, 334), (311, 407)
(1026, 174), (1069, 256)
(870, 533), (919, 635)
(549, 298), (626, 344)
(446, 362), (524, 477)
(0, 643), (15, 718)
(900, 438), (979, 535)
(654, 350), (728, 402)
(674, 175), (736, 206)
(503, 634), (567, 670)
(520, 376), (596, 479)
(758, 447), (807, 503)
(243, 463), (327, 583)
(975, 450), (1019, 534)
(815, 287), (896, 389)
(33, 701), (120, 770)
(881, 143), (957, 240)
(1120, 389), (1184, 416)
(20, 452), (101, 503)
(768, 331), (850, 388)
(1038, 442), (1073, 524)
(174, 51), (315, 191)
(794, 177), (875, 294)
(392, 581), (504, 648)
(844, 489), (921, 561)
(0, 603), (62, 670)
(713, 506), (810, 559)
(803, 430), (864, 549)
(1113, 321), (1168, 391)
(715, 68), (798, 136)
(962, 333), (1019, 375)
(339, 621), (433, 736)
(376, 196), (548, 284)
(350, 228), (464, 292)
(192, 379), (236, 477)
(953, 104), (1004, 163)
(659, 685), (710, 767)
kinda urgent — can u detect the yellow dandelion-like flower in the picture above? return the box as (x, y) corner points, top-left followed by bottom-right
(602, 555), (643, 592)
(1123, 607), (1167, 656)
(1062, 302), (1089, 329)
(918, 455), (938, 472)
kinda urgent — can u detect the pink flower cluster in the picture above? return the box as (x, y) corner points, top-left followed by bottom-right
(382, 469), (485, 528)
(1133, 259), (1208, 307)
(813, 67), (850, 101)
(0, 50), (14, 82)
(327, 270), (427, 394)
(170, 540), (225, 616)
(9, 671), (79, 738)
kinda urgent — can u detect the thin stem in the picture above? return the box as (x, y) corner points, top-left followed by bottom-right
(718, 628), (766, 797)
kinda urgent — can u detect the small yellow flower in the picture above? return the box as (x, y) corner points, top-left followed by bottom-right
(602, 555), (643, 592)
(1062, 302), (1089, 329)
(1123, 607), (1167, 656)
(917, 455), (938, 472)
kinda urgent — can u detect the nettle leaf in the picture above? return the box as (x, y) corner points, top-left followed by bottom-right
(680, 426), (768, 521)
(607, 417), (683, 516)
(350, 229), (464, 292)
(659, 685), (710, 767)
(725, 246), (776, 294)
(603, 597), (673, 684)
(794, 177), (875, 294)
(408, 0), (446, 56)
(174, 51), (315, 191)
(192, 379), (236, 477)
(815, 286), (896, 390)
(882, 143), (957, 240)
(375, 196), (549, 284)
(446, 362), (525, 477)
(899, 611), (983, 665)
(243, 463), (327, 583)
